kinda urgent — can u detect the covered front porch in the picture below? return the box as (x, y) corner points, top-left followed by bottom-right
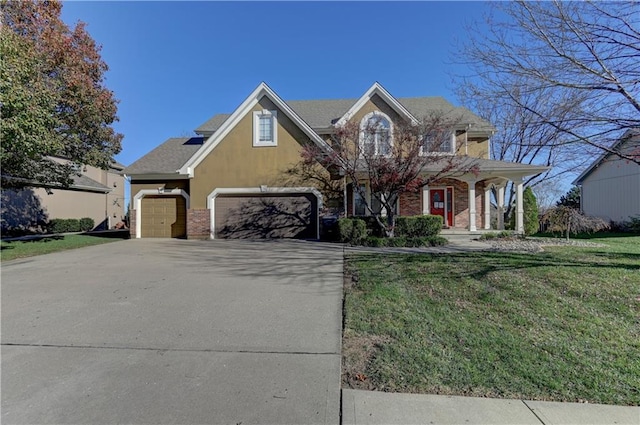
(417, 158), (549, 233)
(347, 158), (549, 234)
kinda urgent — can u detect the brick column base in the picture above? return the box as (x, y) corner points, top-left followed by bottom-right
(187, 209), (211, 239)
(130, 209), (137, 238)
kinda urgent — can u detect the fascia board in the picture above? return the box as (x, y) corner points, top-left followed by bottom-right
(128, 173), (191, 181)
(335, 82), (419, 127)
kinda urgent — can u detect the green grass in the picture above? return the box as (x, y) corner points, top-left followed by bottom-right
(343, 235), (640, 405)
(1, 234), (120, 261)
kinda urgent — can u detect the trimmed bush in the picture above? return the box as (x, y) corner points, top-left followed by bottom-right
(79, 217), (95, 232)
(395, 215), (443, 238)
(386, 236), (407, 247)
(405, 236), (448, 247)
(364, 236), (387, 247)
(48, 218), (80, 233)
(337, 218), (353, 243)
(338, 218), (368, 245)
(351, 219), (368, 245)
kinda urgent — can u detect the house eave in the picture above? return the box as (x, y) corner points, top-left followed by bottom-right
(127, 173), (191, 181)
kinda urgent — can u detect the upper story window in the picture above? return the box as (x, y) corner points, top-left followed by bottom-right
(360, 112), (392, 156)
(253, 110), (278, 147)
(421, 130), (455, 155)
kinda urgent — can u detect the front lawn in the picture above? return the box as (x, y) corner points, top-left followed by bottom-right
(343, 235), (640, 405)
(1, 234), (120, 261)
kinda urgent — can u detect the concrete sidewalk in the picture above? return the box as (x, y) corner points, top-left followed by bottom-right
(342, 389), (640, 425)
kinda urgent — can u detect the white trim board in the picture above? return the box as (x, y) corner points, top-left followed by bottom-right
(335, 82), (419, 127)
(207, 186), (323, 240)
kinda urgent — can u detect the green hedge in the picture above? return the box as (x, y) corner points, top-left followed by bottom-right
(395, 215), (443, 237)
(47, 217), (95, 233)
(338, 218), (367, 245)
(79, 217), (95, 231)
(363, 235), (448, 247)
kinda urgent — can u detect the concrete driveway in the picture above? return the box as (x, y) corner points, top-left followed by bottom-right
(2, 239), (343, 424)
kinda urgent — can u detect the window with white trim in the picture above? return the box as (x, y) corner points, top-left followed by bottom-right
(253, 110), (277, 146)
(360, 112), (392, 156)
(421, 130), (455, 154)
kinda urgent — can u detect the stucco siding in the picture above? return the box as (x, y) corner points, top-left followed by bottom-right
(466, 136), (490, 159)
(581, 158), (640, 222)
(189, 96), (314, 209)
(33, 188), (108, 226)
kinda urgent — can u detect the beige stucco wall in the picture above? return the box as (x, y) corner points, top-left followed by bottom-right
(350, 95), (404, 125)
(466, 137), (490, 159)
(33, 188), (108, 227)
(189, 96), (314, 209)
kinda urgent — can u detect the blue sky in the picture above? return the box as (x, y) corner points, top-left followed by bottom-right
(61, 1), (491, 167)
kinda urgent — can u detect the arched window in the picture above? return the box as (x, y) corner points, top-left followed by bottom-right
(360, 112), (393, 156)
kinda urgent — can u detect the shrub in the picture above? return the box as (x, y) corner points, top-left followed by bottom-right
(79, 217), (95, 232)
(48, 218), (81, 233)
(395, 215), (442, 237)
(351, 219), (368, 245)
(543, 206), (609, 240)
(338, 218), (368, 245)
(337, 218), (353, 243)
(622, 216), (640, 234)
(508, 187), (539, 235)
(364, 236), (387, 247)
(386, 236), (407, 247)
(523, 187), (539, 236)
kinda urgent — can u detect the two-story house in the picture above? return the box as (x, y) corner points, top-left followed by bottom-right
(123, 82), (548, 239)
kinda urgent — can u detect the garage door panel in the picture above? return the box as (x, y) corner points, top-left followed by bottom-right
(216, 194), (317, 239)
(141, 196), (186, 238)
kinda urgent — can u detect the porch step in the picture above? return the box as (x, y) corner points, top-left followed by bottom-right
(440, 229), (493, 243)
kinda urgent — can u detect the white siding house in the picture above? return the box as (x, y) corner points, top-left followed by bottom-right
(573, 131), (640, 223)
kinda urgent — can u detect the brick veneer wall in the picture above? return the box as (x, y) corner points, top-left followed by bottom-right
(187, 209), (210, 239)
(399, 191), (422, 216)
(130, 209), (137, 238)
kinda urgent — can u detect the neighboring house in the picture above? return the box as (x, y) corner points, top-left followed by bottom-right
(573, 130), (640, 223)
(1, 160), (126, 233)
(123, 82), (548, 239)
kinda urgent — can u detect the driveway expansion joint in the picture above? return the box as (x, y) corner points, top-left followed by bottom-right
(522, 400), (547, 424)
(1, 342), (340, 356)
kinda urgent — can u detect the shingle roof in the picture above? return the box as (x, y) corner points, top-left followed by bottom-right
(194, 97), (494, 134)
(194, 114), (231, 135)
(70, 174), (112, 193)
(123, 137), (204, 175)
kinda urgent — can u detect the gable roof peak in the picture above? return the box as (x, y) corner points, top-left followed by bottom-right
(335, 81), (419, 127)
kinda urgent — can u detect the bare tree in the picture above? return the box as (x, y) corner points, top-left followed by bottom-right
(297, 115), (479, 237)
(457, 1), (640, 164)
(455, 77), (589, 221)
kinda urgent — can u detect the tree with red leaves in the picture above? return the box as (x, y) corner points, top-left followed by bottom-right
(1, 0), (122, 188)
(294, 114), (479, 237)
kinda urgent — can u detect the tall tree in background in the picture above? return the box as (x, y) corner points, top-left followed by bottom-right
(456, 1), (640, 166)
(1, 0), (122, 188)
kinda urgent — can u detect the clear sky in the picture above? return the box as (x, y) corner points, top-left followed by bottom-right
(60, 1), (491, 167)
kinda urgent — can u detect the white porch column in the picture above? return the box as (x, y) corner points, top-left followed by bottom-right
(484, 185), (491, 230)
(515, 179), (524, 234)
(467, 179), (477, 232)
(497, 184), (506, 230)
(422, 186), (430, 215)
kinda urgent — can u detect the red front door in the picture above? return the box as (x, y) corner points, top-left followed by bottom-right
(430, 188), (453, 227)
